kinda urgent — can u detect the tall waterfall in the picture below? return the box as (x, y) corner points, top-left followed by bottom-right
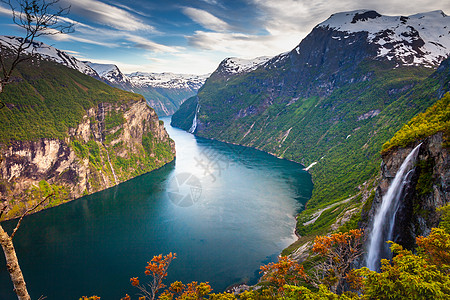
(366, 143), (422, 271)
(188, 103), (200, 133)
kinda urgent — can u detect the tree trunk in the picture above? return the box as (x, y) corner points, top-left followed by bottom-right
(0, 225), (31, 300)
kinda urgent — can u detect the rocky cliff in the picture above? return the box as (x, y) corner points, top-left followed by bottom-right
(361, 132), (449, 250)
(0, 56), (175, 220)
(0, 98), (175, 219)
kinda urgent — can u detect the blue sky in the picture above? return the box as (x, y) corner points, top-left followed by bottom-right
(1, 0), (450, 74)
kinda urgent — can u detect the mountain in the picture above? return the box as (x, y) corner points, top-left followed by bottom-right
(88, 62), (208, 116)
(0, 44), (175, 220)
(214, 56), (272, 75)
(0, 36), (207, 117)
(319, 10), (450, 67)
(0, 35), (100, 78)
(86, 62), (131, 88)
(172, 10), (450, 247)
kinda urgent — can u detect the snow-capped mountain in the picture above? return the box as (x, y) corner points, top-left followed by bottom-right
(219, 56), (271, 75)
(0, 35), (99, 78)
(87, 62), (130, 86)
(86, 62), (207, 93)
(86, 62), (208, 116)
(127, 72), (208, 91)
(214, 56), (272, 76)
(316, 10), (450, 67)
(0, 35), (207, 116)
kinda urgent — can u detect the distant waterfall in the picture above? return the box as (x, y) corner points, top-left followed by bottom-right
(105, 149), (119, 185)
(188, 104), (200, 133)
(366, 143), (422, 271)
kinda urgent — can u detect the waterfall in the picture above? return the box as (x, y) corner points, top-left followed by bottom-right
(365, 143), (422, 271)
(188, 104), (200, 133)
(105, 148), (119, 185)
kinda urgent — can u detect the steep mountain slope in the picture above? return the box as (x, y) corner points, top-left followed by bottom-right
(88, 62), (208, 116)
(0, 50), (175, 220)
(86, 62), (131, 89)
(172, 10), (450, 242)
(0, 35), (100, 78)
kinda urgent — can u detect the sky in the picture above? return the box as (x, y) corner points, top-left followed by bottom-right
(1, 0), (450, 75)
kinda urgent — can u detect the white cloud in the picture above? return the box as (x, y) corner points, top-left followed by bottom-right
(183, 7), (232, 32)
(138, 51), (223, 74)
(126, 35), (182, 53)
(200, 0), (220, 5)
(61, 0), (153, 31)
(82, 51), (219, 75)
(0, 5), (11, 15)
(45, 18), (175, 52)
(186, 30), (298, 59)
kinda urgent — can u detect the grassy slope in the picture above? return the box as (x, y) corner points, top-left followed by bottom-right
(0, 58), (142, 143)
(296, 66), (446, 238)
(171, 95), (198, 130)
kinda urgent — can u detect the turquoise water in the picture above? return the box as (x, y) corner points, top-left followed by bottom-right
(0, 117), (312, 299)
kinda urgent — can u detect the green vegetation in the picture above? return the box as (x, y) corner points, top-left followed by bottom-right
(171, 96), (198, 130)
(0, 55), (175, 220)
(1, 180), (71, 219)
(29, 180), (70, 208)
(105, 110), (126, 131)
(382, 93), (450, 152)
(0, 58), (142, 143)
(416, 158), (435, 197)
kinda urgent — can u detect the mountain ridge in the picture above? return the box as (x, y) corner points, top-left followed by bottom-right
(88, 62), (208, 116)
(0, 35), (208, 116)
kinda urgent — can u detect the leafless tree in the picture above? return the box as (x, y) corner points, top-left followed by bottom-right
(0, 0), (74, 108)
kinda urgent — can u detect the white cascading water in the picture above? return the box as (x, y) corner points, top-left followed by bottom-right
(366, 143), (422, 271)
(188, 103), (200, 133)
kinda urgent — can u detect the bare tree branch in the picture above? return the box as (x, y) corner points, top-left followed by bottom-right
(10, 193), (53, 239)
(0, 0), (74, 109)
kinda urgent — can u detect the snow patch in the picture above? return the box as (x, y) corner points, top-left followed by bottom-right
(128, 72), (208, 90)
(220, 56), (271, 74)
(0, 35), (99, 77)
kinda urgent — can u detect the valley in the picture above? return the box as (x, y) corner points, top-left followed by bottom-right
(0, 3), (449, 300)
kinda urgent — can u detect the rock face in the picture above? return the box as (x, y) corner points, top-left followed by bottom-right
(0, 99), (175, 219)
(363, 133), (449, 250)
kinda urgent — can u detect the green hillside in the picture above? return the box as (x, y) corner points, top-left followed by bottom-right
(0, 58), (142, 143)
(382, 93), (450, 152)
